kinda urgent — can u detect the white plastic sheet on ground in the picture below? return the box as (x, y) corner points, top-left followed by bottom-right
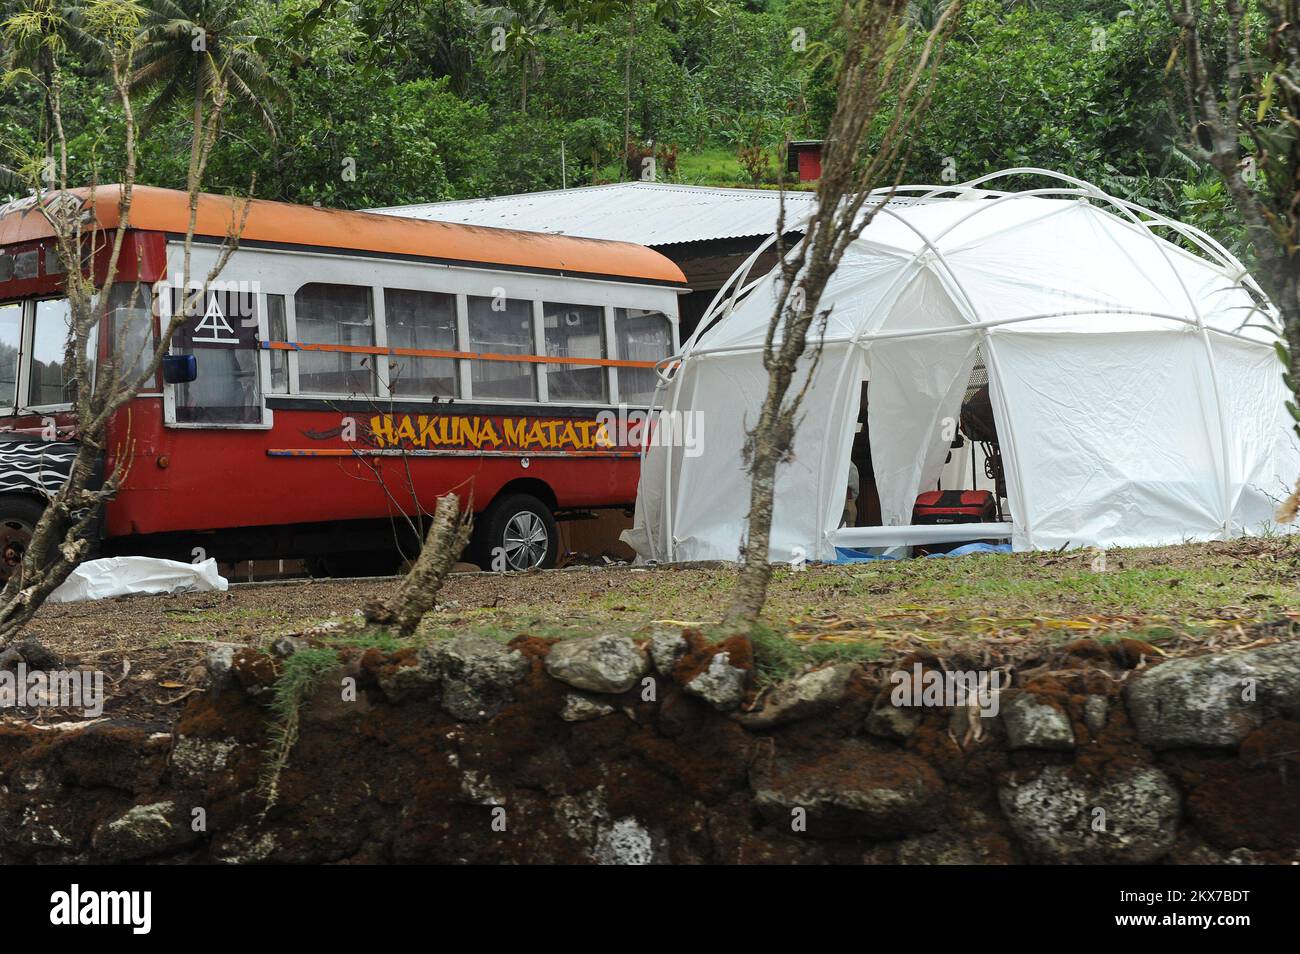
(48, 556), (229, 603)
(625, 169), (1300, 564)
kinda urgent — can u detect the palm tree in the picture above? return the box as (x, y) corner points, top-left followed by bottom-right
(490, 1), (552, 114)
(2, 0), (73, 176)
(129, 0), (284, 181)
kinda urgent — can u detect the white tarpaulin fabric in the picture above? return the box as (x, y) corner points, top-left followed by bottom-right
(625, 170), (1300, 563)
(48, 557), (229, 603)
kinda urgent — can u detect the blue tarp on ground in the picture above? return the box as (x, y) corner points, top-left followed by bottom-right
(831, 542), (1012, 563)
(924, 542), (1013, 558)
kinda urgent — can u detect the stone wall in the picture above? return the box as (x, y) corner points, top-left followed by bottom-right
(1, 631), (1297, 864)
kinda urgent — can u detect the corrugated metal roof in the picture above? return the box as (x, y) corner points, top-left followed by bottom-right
(369, 182), (834, 247)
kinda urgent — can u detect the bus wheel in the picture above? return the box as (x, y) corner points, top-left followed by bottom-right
(474, 494), (557, 571)
(0, 497), (43, 584)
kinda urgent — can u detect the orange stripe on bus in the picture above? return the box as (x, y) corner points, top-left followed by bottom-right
(259, 339), (662, 369)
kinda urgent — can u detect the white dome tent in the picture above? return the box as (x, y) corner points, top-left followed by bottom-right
(624, 169), (1300, 563)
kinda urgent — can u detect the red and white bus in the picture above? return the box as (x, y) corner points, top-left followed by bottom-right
(0, 186), (685, 577)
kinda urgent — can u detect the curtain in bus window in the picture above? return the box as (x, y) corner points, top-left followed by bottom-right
(172, 287), (262, 425)
(467, 295), (535, 400)
(385, 288), (458, 398)
(29, 298), (76, 406)
(295, 283), (376, 395)
(615, 308), (672, 405)
(544, 302), (606, 403)
(0, 302), (20, 408)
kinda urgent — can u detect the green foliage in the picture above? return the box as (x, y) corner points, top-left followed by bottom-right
(0, 0), (1266, 254)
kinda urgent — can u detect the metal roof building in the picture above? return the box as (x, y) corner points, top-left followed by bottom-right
(370, 182), (822, 247)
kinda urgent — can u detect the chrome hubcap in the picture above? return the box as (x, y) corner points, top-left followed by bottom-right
(502, 511), (548, 569)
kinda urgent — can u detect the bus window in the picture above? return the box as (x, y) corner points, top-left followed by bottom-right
(615, 308), (672, 405)
(0, 302), (20, 409)
(107, 283), (156, 386)
(384, 288), (457, 398)
(29, 298), (76, 406)
(266, 294), (288, 394)
(295, 283), (376, 395)
(543, 302), (606, 403)
(13, 250), (37, 281)
(467, 294), (535, 401)
(172, 288), (262, 425)
(174, 347), (261, 424)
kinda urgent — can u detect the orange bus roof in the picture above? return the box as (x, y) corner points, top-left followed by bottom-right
(0, 185), (688, 286)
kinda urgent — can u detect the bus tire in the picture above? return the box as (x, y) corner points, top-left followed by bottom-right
(0, 495), (44, 584)
(473, 494), (557, 571)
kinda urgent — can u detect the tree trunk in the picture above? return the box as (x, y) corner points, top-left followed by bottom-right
(622, 4), (636, 177)
(369, 493), (472, 637)
(723, 406), (783, 625)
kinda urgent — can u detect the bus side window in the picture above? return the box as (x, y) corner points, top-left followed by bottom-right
(294, 283), (376, 396)
(543, 302), (606, 403)
(384, 288), (457, 398)
(29, 297), (80, 406)
(467, 294), (535, 401)
(266, 294), (288, 394)
(614, 308), (672, 405)
(172, 288), (262, 425)
(107, 283), (156, 387)
(0, 302), (20, 411)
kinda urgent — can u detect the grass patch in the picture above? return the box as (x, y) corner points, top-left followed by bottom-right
(744, 622), (884, 685)
(258, 647), (340, 815)
(405, 538), (1300, 668)
(673, 148), (750, 186)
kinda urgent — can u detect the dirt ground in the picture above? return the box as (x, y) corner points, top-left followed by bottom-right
(8, 535), (1298, 728)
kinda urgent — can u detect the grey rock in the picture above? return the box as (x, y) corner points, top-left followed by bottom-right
(866, 700), (923, 740)
(894, 832), (982, 865)
(648, 630), (688, 676)
(998, 765), (1180, 863)
(1002, 693), (1075, 751)
(560, 693), (615, 722)
(1084, 695), (1109, 736)
(271, 636), (308, 658)
(204, 643), (243, 687)
(170, 735), (237, 784)
(376, 657), (439, 703)
(735, 663), (855, 729)
(592, 818), (655, 865)
(684, 651), (747, 711)
(1126, 641), (1300, 749)
(422, 634), (530, 722)
(92, 801), (200, 862)
(213, 826), (279, 865)
(545, 634), (648, 694)
(752, 739), (945, 839)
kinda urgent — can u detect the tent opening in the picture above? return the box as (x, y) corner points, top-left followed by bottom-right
(836, 351), (1016, 558)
